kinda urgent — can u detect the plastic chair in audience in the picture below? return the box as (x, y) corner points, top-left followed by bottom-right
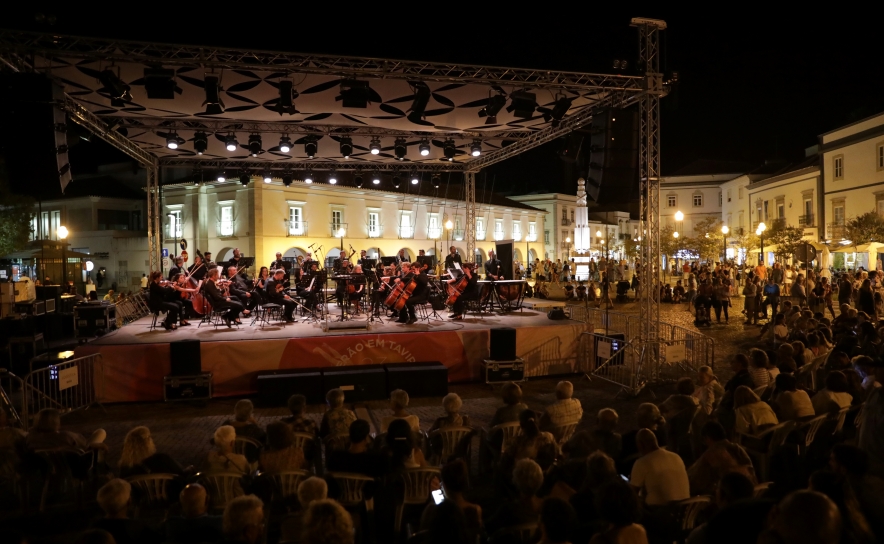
(737, 420), (796, 482)
(830, 406), (850, 436)
(234, 436), (263, 469)
(35, 449), (92, 512)
(265, 469), (312, 504)
(323, 433), (350, 457)
(291, 431), (319, 471)
(794, 414), (828, 456)
(126, 473), (177, 518)
(394, 467), (442, 535)
(327, 471), (376, 510)
(550, 421), (580, 447)
(753, 481), (773, 498)
(427, 426), (475, 465)
(491, 422), (522, 454)
(196, 472), (245, 514)
(676, 495), (712, 535)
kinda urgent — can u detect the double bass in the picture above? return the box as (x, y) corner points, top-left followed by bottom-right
(190, 249), (211, 315)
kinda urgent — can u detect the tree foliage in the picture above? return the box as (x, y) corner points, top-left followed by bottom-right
(683, 217), (724, 263)
(621, 236), (641, 260)
(845, 212), (884, 245)
(659, 225), (682, 258)
(0, 158), (35, 256)
(768, 225), (806, 262)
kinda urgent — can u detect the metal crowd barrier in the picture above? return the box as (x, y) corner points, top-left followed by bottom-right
(0, 369), (26, 429)
(20, 353), (104, 430)
(116, 291), (151, 325)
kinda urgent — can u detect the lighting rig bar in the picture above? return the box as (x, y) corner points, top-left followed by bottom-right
(160, 159), (459, 172)
(1, 31), (646, 92)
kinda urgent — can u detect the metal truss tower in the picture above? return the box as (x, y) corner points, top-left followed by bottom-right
(633, 18), (666, 346)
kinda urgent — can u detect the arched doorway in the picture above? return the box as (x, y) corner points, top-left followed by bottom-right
(397, 247), (415, 261)
(528, 249), (537, 263)
(325, 248), (342, 270)
(474, 247), (486, 266)
(513, 248), (523, 262)
(284, 247), (307, 260)
(216, 247), (235, 264)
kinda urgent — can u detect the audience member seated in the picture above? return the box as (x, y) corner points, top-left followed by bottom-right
(773, 373), (814, 422)
(319, 388), (357, 439)
(434, 459), (482, 542)
(686, 471), (756, 544)
(692, 366), (725, 415)
(489, 381), (529, 428)
(259, 421), (306, 472)
(92, 479), (163, 544)
(775, 343), (797, 374)
(301, 499), (354, 544)
(829, 445), (884, 540)
(380, 389), (421, 433)
(419, 498), (472, 544)
(222, 495), (265, 544)
(223, 399), (266, 443)
(383, 418), (428, 469)
(733, 386), (778, 435)
(538, 497), (577, 544)
(486, 458), (544, 534)
(687, 421), (755, 496)
(163, 483), (224, 544)
(748, 349), (774, 389)
(659, 377), (700, 420)
(719, 354), (755, 412)
(279, 477), (328, 543)
(119, 426), (186, 478)
(283, 394), (318, 435)
(540, 381), (584, 434)
(629, 428), (690, 507)
(618, 403), (666, 475)
(581, 408), (622, 460)
(74, 529), (116, 544)
(326, 419), (386, 477)
(812, 371), (854, 415)
(857, 356), (884, 479)
(501, 409), (560, 473)
(807, 470), (877, 544)
(589, 481), (648, 544)
(757, 490), (842, 544)
(26, 407), (107, 453)
(429, 393), (471, 431)
(569, 451), (622, 542)
(205, 425), (249, 474)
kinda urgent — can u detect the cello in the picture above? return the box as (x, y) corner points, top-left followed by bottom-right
(385, 272), (418, 312)
(189, 249), (211, 316)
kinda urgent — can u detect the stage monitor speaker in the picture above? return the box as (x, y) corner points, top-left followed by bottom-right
(494, 241), (514, 280)
(256, 367), (324, 406)
(323, 320), (370, 332)
(385, 361), (448, 398)
(323, 364), (387, 402)
(490, 327), (517, 361)
(169, 339), (201, 376)
(586, 108), (638, 205)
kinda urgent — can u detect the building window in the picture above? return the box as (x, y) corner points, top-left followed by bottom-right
(544, 230), (550, 244)
(476, 218), (486, 240)
(833, 154), (844, 180)
(692, 193), (703, 207)
(833, 204), (845, 225)
(528, 222), (537, 241)
(428, 214), (441, 239)
(368, 211), (380, 238)
(513, 221), (522, 241)
(570, 210), (575, 223)
(718, 192), (722, 207)
(667, 195), (676, 208)
(877, 142), (884, 171)
(727, 189), (732, 202)
(289, 207), (304, 236)
(41, 211), (49, 240)
(332, 209), (343, 232)
(30, 216), (37, 241)
(399, 212), (413, 238)
(493, 219), (504, 241)
(777, 203), (784, 219)
(763, 201), (769, 221)
(738, 211), (744, 229)
(561, 208), (567, 220)
(167, 210), (182, 239)
(219, 206), (233, 236)
(738, 187), (744, 199)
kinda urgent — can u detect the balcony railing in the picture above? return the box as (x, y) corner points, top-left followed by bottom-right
(561, 218), (573, 226)
(427, 227), (442, 239)
(367, 225), (382, 239)
(752, 218), (785, 232)
(513, 233), (522, 242)
(798, 214), (815, 227)
(493, 230), (504, 241)
(827, 222), (846, 241)
(165, 225), (183, 241)
(452, 229), (465, 241)
(476, 230), (486, 241)
(397, 226), (415, 239)
(561, 242), (573, 250)
(286, 220), (307, 237)
(330, 222), (348, 238)
(217, 220), (235, 237)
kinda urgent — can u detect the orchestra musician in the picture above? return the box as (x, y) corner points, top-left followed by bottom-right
(302, 252), (316, 271)
(204, 268), (245, 326)
(484, 250), (503, 280)
(227, 248), (242, 271)
(394, 261), (428, 325)
(418, 249), (426, 257)
(270, 252), (286, 272)
(447, 262), (479, 320)
(266, 269), (297, 322)
(357, 250), (370, 266)
(296, 264), (320, 310)
(168, 256), (185, 281)
(227, 265), (258, 311)
(188, 254), (208, 281)
(349, 265), (366, 314)
(444, 246), (462, 270)
(172, 272), (200, 324)
(395, 248), (408, 264)
(254, 266), (271, 291)
(148, 271), (181, 330)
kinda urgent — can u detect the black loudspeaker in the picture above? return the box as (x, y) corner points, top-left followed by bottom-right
(385, 362), (448, 397)
(169, 339), (202, 376)
(256, 367), (324, 406)
(323, 364), (388, 402)
(490, 327), (517, 361)
(586, 108), (638, 205)
(494, 242), (514, 280)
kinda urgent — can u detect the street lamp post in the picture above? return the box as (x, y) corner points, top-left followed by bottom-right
(756, 222), (766, 266)
(445, 218), (453, 274)
(721, 225), (729, 264)
(57, 225), (69, 288)
(672, 230), (680, 279)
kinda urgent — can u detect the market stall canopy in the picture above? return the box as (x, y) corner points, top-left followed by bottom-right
(0, 241), (92, 260)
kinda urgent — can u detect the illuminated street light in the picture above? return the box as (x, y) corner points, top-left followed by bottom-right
(674, 211), (684, 221)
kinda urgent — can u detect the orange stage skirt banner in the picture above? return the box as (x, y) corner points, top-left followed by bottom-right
(76, 324), (585, 403)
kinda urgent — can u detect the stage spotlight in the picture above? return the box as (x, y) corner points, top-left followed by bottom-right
(337, 79), (370, 108)
(478, 93), (506, 124)
(304, 170), (313, 184)
(470, 139), (481, 157)
(369, 137), (381, 155)
(98, 69), (132, 107)
(419, 139), (430, 156)
(226, 134), (238, 152)
(340, 137), (353, 158)
(203, 75), (225, 114)
(394, 138), (407, 160)
(411, 171), (419, 184)
(355, 172), (364, 188)
(144, 68), (176, 99)
(282, 173), (293, 187)
(305, 137), (318, 159)
(544, 96), (573, 127)
(393, 175), (401, 188)
(432, 174), (440, 188)
(506, 91), (537, 119)
(194, 131), (208, 155)
(443, 140), (456, 161)
(263, 170), (272, 183)
(279, 135), (291, 153)
(248, 134), (262, 157)
(166, 132), (180, 149)
(328, 170), (338, 184)
(372, 170), (381, 185)
(191, 168), (202, 185)
(406, 81), (431, 123)
(239, 173), (250, 186)
(277, 80), (298, 115)
(217, 171), (227, 183)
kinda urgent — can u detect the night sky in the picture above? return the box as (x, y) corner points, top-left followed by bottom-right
(2, 7), (883, 196)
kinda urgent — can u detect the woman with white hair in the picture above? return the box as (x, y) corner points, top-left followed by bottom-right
(119, 426), (185, 478)
(319, 388), (357, 439)
(692, 366), (725, 415)
(380, 389), (420, 432)
(429, 393), (471, 432)
(223, 399), (266, 443)
(301, 499), (354, 544)
(205, 425), (249, 474)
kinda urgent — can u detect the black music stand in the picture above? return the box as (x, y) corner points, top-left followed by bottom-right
(364, 270), (387, 324)
(416, 255), (436, 272)
(380, 256), (398, 268)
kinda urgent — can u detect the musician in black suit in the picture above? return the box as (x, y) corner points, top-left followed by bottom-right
(203, 268), (245, 326)
(444, 246), (462, 270)
(203, 252), (216, 269)
(447, 263), (479, 320)
(188, 255), (208, 281)
(395, 249), (408, 264)
(357, 250), (369, 266)
(395, 262), (428, 325)
(484, 250), (503, 280)
(168, 257), (185, 281)
(227, 266), (257, 311)
(266, 269), (297, 322)
(148, 271), (181, 330)
(270, 252), (286, 271)
(227, 248), (242, 272)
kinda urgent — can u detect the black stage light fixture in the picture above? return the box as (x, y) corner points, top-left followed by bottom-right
(144, 68), (176, 99)
(217, 170), (227, 183)
(248, 134), (262, 157)
(277, 80), (298, 115)
(432, 174), (440, 188)
(354, 171), (363, 188)
(166, 131), (180, 149)
(304, 137), (318, 159)
(393, 174), (401, 189)
(226, 133), (239, 152)
(394, 138), (407, 160)
(192, 168), (202, 185)
(443, 139), (456, 161)
(470, 139), (482, 157)
(544, 96), (573, 127)
(369, 137), (381, 155)
(411, 170), (420, 184)
(372, 170), (381, 185)
(478, 93), (506, 124)
(263, 170), (273, 183)
(507, 91), (537, 119)
(304, 169), (313, 184)
(98, 69), (132, 107)
(194, 131), (208, 155)
(328, 170), (338, 185)
(338, 79), (370, 108)
(279, 135), (292, 153)
(203, 75), (225, 114)
(239, 172), (250, 186)
(340, 136), (353, 158)
(282, 172), (293, 187)
(406, 81), (431, 123)
(419, 139), (431, 157)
